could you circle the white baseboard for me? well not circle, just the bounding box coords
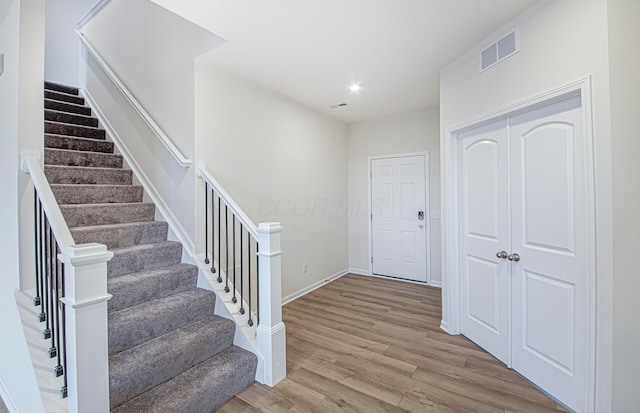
[81,88,195,255]
[429,280,443,288]
[440,320,450,334]
[0,375,18,413]
[348,267,371,276]
[282,269,349,305]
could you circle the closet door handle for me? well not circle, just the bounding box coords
[496,251,508,259]
[508,253,520,262]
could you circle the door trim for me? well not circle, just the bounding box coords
[368,152,432,284]
[442,77,597,412]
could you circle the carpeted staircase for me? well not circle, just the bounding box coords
[43,81,257,413]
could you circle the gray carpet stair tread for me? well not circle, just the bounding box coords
[45,134,114,153]
[61,202,154,227]
[108,263,198,312]
[45,148,123,168]
[45,121,106,139]
[70,221,168,249]
[45,99,92,116]
[109,316,236,409]
[52,184,143,204]
[111,346,257,413]
[45,165,133,185]
[45,81,79,95]
[108,241,183,277]
[45,89,84,105]
[45,109,98,127]
[108,289,216,355]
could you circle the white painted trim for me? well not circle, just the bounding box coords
[348,267,371,276]
[368,151,431,283]
[196,163,259,240]
[20,151,76,253]
[442,76,597,413]
[81,88,196,255]
[76,0,113,29]
[61,294,112,309]
[350,270,438,287]
[0,376,20,413]
[281,269,349,305]
[76,31,192,168]
[440,320,450,334]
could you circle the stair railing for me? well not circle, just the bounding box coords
[195,163,286,386]
[20,150,113,413]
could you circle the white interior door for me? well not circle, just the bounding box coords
[459,121,511,364]
[509,96,588,412]
[371,155,427,282]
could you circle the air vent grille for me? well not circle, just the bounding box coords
[481,28,519,71]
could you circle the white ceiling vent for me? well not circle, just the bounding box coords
[480,28,519,71]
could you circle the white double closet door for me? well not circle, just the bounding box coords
[460,95,590,412]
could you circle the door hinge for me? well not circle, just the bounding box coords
[371,256,373,263]
[370,213,373,221]
[370,171,372,178]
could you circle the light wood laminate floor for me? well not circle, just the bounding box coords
[215,274,569,413]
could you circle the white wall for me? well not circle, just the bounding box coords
[0,0,47,411]
[347,109,441,284]
[81,0,224,248]
[607,0,640,410]
[194,60,349,300]
[44,0,95,86]
[440,0,615,410]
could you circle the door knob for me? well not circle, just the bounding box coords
[508,253,520,262]
[418,211,425,221]
[496,251,508,259]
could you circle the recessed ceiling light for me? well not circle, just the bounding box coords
[349,84,362,93]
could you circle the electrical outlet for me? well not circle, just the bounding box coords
[303,263,308,273]
[431,211,441,219]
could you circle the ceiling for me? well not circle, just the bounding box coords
[161,1,538,122]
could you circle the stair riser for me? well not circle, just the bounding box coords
[45,166,132,185]
[111,347,258,413]
[108,265,197,312]
[45,99,92,116]
[45,110,98,128]
[45,149,123,169]
[45,82,79,95]
[45,135,114,153]
[45,122,105,140]
[45,90,85,105]
[109,317,235,408]
[108,242,182,277]
[71,222,168,250]
[61,203,155,227]
[52,185,143,205]
[108,291,216,354]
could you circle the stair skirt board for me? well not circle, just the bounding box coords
[40,81,258,412]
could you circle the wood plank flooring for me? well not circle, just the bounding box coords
[214,274,568,413]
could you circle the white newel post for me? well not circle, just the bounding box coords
[256,222,286,386]
[59,243,113,413]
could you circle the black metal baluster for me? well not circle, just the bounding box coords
[204,182,209,265]
[38,202,46,322]
[247,234,253,326]
[60,261,68,399]
[232,216,237,304]
[217,196,222,283]
[224,205,230,293]
[239,224,245,314]
[43,217,52,340]
[33,188,41,307]
[54,243,63,375]
[211,189,216,273]
[256,242,260,325]
[48,224,57,359]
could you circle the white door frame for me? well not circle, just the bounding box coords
[368,152,431,284]
[441,77,597,412]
